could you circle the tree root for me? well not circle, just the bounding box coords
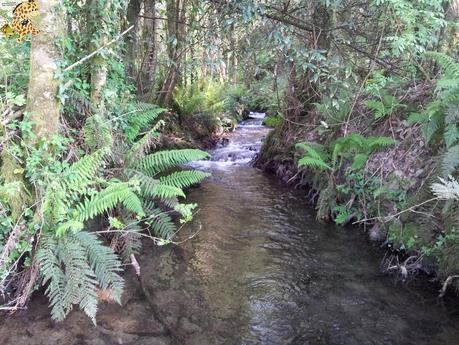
[438,275,459,298]
[382,254,424,281]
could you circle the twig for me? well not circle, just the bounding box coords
[353,197,438,225]
[63,25,134,72]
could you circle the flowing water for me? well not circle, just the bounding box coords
[2,114,459,345]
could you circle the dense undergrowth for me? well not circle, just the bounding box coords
[256,52,459,292]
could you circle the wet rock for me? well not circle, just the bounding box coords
[179,317,203,334]
[132,337,171,345]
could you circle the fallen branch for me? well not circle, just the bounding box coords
[438,275,459,298]
[353,197,438,225]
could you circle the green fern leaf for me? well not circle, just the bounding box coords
[135,149,209,176]
[159,170,210,189]
[351,153,369,170]
[441,145,459,177]
[151,184,186,199]
[147,208,177,239]
[298,157,331,170]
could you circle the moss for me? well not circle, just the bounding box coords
[0,149,31,220]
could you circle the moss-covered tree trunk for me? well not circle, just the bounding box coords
[26,0,63,138]
[89,0,110,110]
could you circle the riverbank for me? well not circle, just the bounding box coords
[253,80,459,294]
[2,115,459,345]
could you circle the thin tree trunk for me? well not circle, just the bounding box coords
[126,0,141,83]
[89,0,110,110]
[26,0,63,138]
[157,0,187,106]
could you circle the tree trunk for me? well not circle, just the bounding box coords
[126,0,141,84]
[26,0,63,138]
[89,0,110,110]
[157,0,187,106]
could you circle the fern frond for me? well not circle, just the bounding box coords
[43,182,67,225]
[296,142,328,160]
[75,231,124,303]
[351,153,369,170]
[298,157,331,170]
[367,136,397,151]
[37,232,125,324]
[76,181,144,221]
[426,52,459,78]
[441,145,459,177]
[119,218,143,262]
[422,110,444,143]
[159,170,210,189]
[125,104,166,142]
[65,148,107,190]
[135,149,209,176]
[147,209,177,239]
[150,184,186,199]
[125,120,164,164]
[37,235,67,322]
[444,124,459,148]
[84,115,112,151]
[59,234,98,324]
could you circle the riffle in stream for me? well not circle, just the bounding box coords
[1,113,459,345]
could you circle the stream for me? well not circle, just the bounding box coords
[1,113,459,345]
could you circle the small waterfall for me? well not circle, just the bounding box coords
[191,112,270,169]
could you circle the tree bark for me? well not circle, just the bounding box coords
[89,0,110,110]
[26,0,64,138]
[157,0,187,106]
[126,0,141,83]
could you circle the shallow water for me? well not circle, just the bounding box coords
[2,113,459,345]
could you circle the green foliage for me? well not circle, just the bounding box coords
[296,134,396,173]
[37,231,123,324]
[134,149,209,176]
[263,114,283,128]
[124,104,166,143]
[365,93,405,120]
[296,142,331,171]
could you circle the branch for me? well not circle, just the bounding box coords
[439,275,459,298]
[63,25,134,72]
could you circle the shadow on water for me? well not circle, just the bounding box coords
[1,113,459,345]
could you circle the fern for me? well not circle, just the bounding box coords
[159,170,211,189]
[75,231,124,302]
[426,52,459,79]
[146,208,177,239]
[367,136,398,151]
[119,218,143,262]
[84,115,113,151]
[150,184,186,199]
[37,232,124,324]
[365,93,404,120]
[64,148,107,191]
[298,157,331,170]
[125,103,166,142]
[135,149,209,176]
[441,145,459,177]
[125,120,164,164]
[351,153,369,170]
[296,142,331,170]
[76,181,145,222]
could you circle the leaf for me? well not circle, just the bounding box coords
[351,154,369,170]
